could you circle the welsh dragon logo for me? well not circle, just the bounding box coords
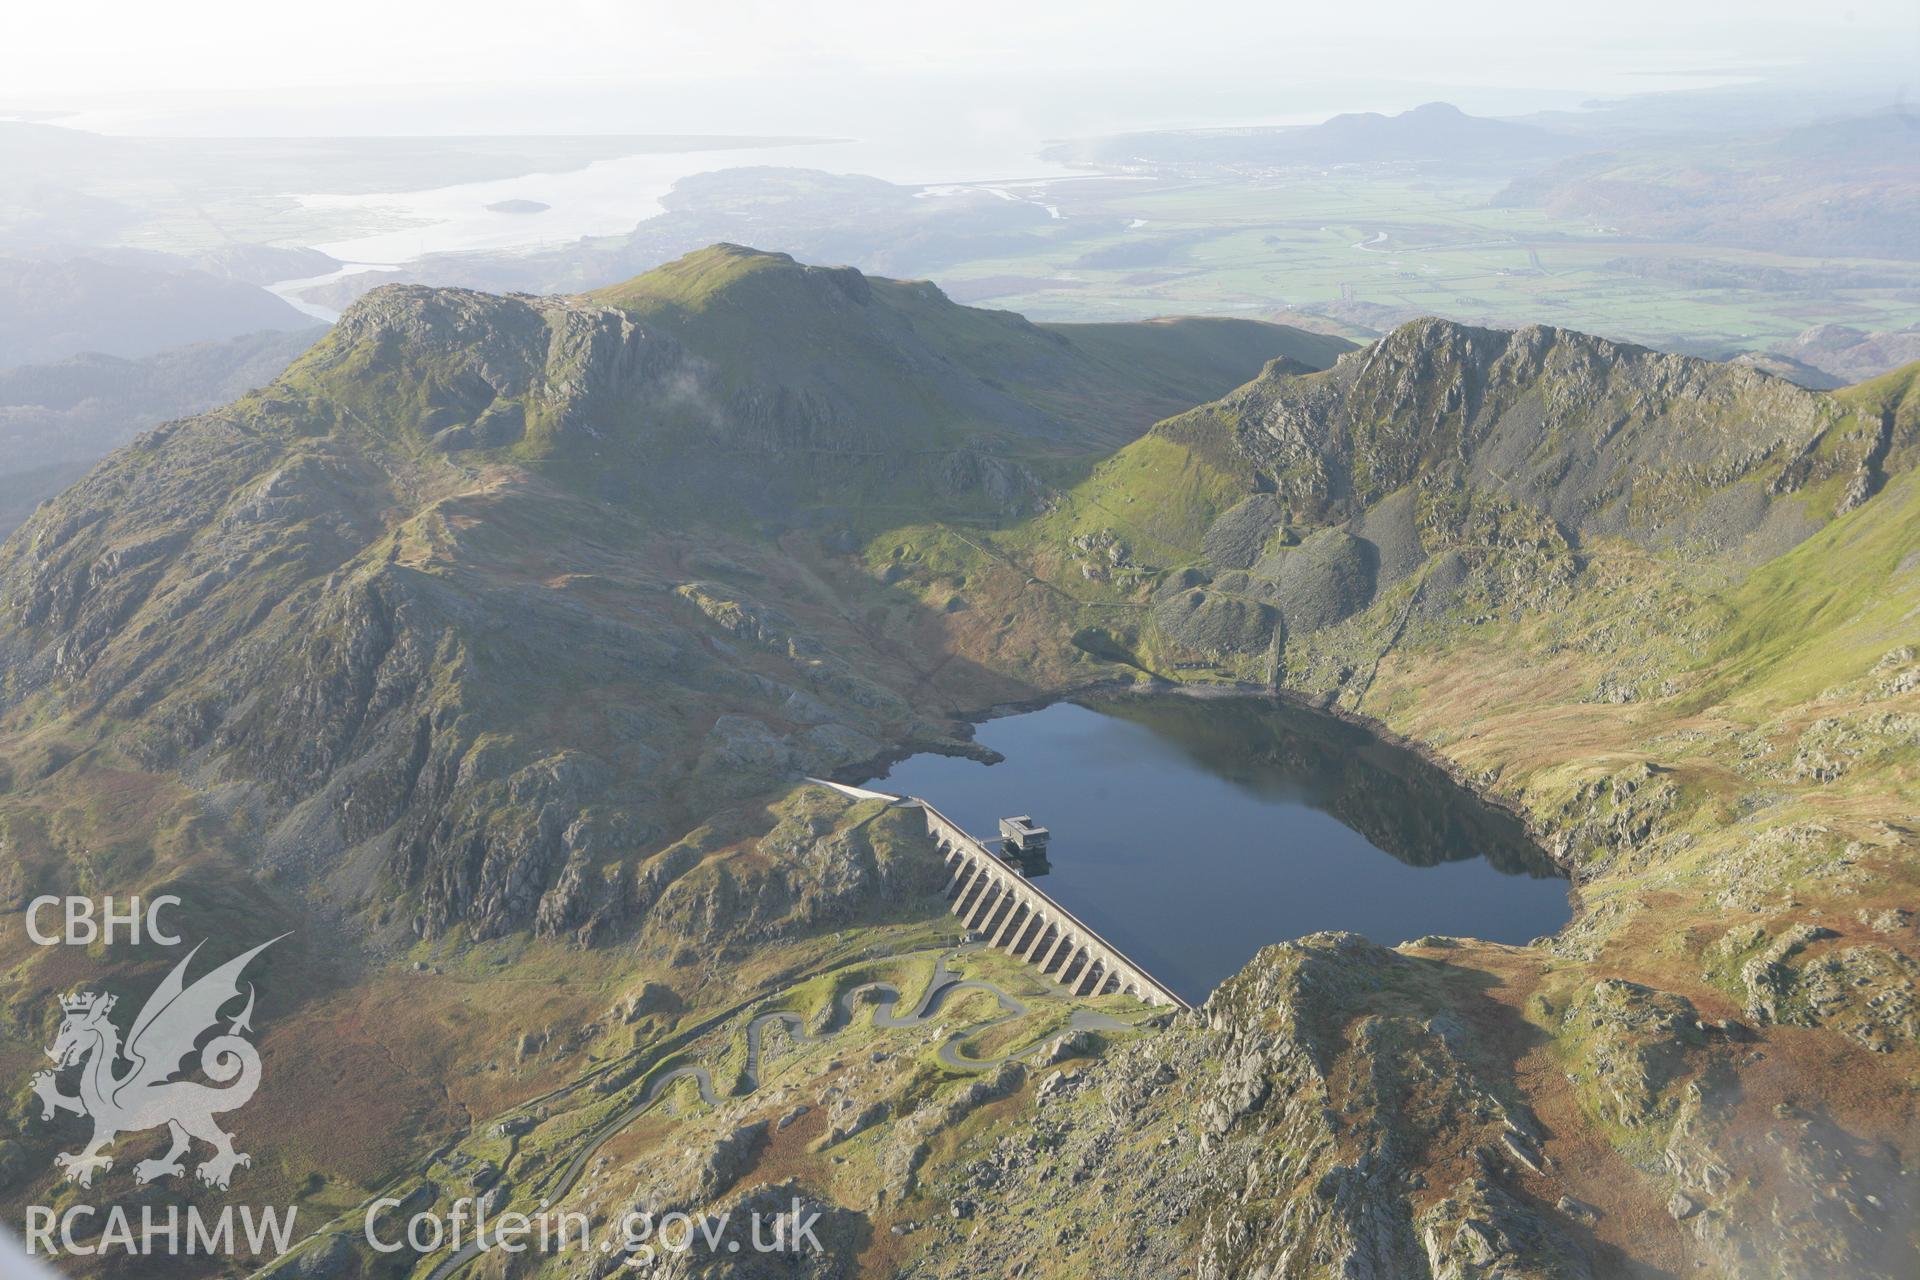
[31,936,284,1190]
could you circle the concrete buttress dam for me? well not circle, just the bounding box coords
[809,779,1190,1010]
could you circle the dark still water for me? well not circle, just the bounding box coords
[867,697,1571,1004]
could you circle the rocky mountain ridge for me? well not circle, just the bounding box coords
[1105,317,1904,666]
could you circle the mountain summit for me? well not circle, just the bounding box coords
[282,244,1345,516]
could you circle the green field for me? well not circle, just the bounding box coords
[932,172,1920,356]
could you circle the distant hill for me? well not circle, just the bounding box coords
[91,242,342,286]
[1757,323,1920,387]
[1041,102,1582,172]
[0,253,315,365]
[0,326,323,532]
[1493,107,1920,259]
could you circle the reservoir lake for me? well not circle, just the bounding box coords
[868,697,1572,1004]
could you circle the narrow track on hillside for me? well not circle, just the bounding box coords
[424,947,1111,1280]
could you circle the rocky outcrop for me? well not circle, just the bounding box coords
[1418,1179,1591,1280]
[641,796,948,951]
[908,935,1593,1280]
[1732,924,1920,1053]
[1542,762,1680,874]
[310,284,685,459]
[1197,318,1853,545]
[880,1061,1027,1202]
[1561,978,1711,1130]
[650,1181,866,1279]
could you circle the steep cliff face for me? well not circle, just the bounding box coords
[1114,318,1902,663]
[1172,317,1876,542]
[288,284,681,458]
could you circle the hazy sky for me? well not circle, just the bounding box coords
[6,0,1915,104]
